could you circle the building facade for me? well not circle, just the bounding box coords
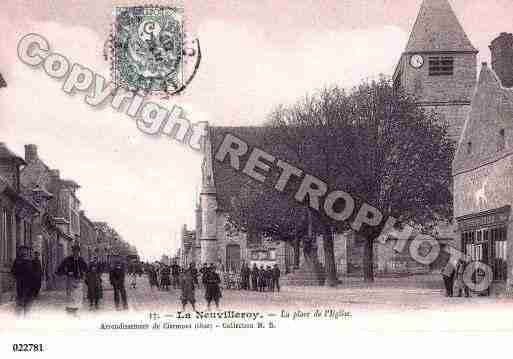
[20,144,82,290]
[453,32,513,294]
[0,143,38,302]
[80,210,97,264]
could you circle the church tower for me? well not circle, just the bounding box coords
[393,0,478,142]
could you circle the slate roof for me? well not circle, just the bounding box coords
[404,0,477,53]
[209,126,300,212]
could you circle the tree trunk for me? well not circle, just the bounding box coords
[363,235,375,282]
[322,224,338,287]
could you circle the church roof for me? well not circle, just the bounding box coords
[209,126,298,212]
[404,0,477,53]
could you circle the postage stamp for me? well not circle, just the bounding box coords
[112,6,185,95]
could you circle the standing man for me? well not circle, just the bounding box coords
[240,262,250,290]
[204,264,222,311]
[251,263,258,291]
[180,263,197,312]
[199,263,208,289]
[31,250,43,298]
[11,246,36,315]
[442,260,456,297]
[85,262,102,310]
[190,262,199,288]
[160,265,171,291]
[171,261,180,289]
[265,266,273,291]
[454,260,470,298]
[148,264,158,291]
[258,265,266,292]
[109,261,128,310]
[56,244,88,315]
[271,264,281,292]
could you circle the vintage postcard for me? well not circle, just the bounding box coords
[1,0,513,357]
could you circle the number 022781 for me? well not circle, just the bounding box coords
[12,344,44,352]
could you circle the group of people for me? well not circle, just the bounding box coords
[11,243,131,316]
[147,261,181,291]
[177,262,222,311]
[239,263,281,292]
[56,244,130,313]
[145,261,223,311]
[11,246,284,316]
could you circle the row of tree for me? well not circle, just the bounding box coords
[226,78,455,285]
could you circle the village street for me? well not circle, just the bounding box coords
[2,274,513,335]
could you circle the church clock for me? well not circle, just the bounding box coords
[410,54,424,69]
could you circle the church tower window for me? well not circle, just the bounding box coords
[428,56,454,76]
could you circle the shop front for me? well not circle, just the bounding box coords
[456,206,511,295]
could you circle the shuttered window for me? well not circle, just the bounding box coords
[429,56,454,76]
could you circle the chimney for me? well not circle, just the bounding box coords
[24,144,38,163]
[490,32,513,88]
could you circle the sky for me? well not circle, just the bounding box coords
[0,0,511,261]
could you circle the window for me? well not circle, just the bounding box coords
[429,56,454,76]
[69,196,80,235]
[492,227,507,281]
[462,226,508,282]
[498,129,505,152]
[0,209,13,263]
